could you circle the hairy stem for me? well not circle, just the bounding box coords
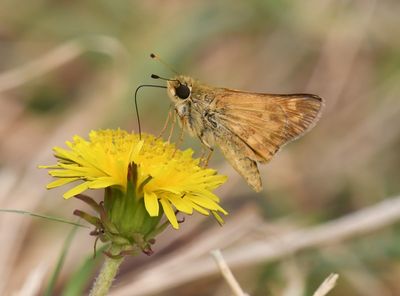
[89,245,124,296]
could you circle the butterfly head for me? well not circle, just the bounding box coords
[150,74,194,103]
[166,75,194,102]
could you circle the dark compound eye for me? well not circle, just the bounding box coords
[175,84,190,99]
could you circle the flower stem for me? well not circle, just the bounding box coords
[89,245,124,296]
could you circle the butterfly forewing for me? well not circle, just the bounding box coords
[214,90,323,162]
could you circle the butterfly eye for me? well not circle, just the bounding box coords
[175,84,190,99]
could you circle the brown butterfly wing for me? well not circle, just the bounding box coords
[213,126,263,192]
[214,89,323,162]
[211,89,323,191]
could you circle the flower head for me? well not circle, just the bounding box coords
[40,129,227,231]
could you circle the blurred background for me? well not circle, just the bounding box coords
[1,0,400,295]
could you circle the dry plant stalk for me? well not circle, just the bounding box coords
[211,249,249,296]
[313,273,339,296]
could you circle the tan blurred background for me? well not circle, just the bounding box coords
[1,0,400,295]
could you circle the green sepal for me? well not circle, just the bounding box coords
[73,210,102,228]
[75,194,101,213]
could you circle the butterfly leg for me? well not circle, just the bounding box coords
[167,111,176,143]
[203,148,214,167]
[176,125,185,148]
[199,145,207,163]
[172,121,185,157]
[199,146,213,167]
[158,105,173,139]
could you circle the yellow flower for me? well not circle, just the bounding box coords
[40,129,227,229]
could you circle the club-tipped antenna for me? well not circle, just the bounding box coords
[151,74,164,80]
[151,74,179,83]
[150,53,179,75]
[134,84,167,139]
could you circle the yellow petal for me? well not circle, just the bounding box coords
[47,177,79,189]
[157,187,181,195]
[193,189,220,202]
[38,165,60,169]
[167,194,193,214]
[188,195,221,211]
[211,211,225,226]
[130,139,144,161]
[144,191,159,216]
[88,177,118,189]
[48,170,85,178]
[63,182,90,199]
[191,203,209,216]
[53,147,88,166]
[160,198,178,229]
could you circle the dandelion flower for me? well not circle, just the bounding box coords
[41,129,227,236]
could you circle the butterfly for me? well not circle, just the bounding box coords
[136,55,323,192]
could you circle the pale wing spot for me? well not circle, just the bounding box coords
[287,101,298,111]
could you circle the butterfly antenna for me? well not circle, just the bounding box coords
[151,74,179,83]
[134,84,167,139]
[150,53,179,75]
